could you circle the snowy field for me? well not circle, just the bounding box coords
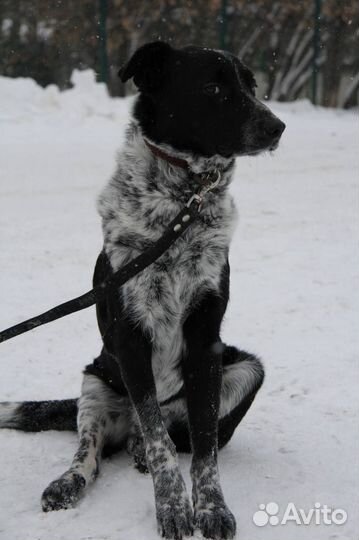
[0,71,358,540]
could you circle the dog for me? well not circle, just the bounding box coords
[0,42,285,540]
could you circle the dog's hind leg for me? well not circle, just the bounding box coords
[41,374,131,511]
[162,346,265,454]
[217,346,264,448]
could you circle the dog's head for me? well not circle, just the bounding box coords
[119,41,285,159]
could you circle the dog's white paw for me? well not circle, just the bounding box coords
[156,497,193,539]
[41,471,86,511]
[194,502,236,539]
[126,433,149,474]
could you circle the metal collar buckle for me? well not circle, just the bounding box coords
[186,169,222,211]
[199,169,222,194]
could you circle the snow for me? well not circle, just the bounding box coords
[0,71,358,540]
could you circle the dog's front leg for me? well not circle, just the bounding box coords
[183,290,236,540]
[108,309,193,539]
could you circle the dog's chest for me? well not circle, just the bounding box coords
[98,143,237,401]
[119,223,229,401]
[103,206,236,401]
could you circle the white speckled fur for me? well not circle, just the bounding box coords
[219,358,264,418]
[97,121,238,402]
[41,374,132,511]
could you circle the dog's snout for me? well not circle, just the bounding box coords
[263,117,286,139]
[248,112,286,153]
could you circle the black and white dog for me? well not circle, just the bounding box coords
[0,42,285,539]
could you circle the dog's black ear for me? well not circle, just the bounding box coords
[118,41,172,92]
[233,56,257,95]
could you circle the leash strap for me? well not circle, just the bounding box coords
[0,200,203,344]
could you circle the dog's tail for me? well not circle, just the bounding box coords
[0,399,78,431]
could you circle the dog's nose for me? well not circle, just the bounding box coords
[263,118,286,139]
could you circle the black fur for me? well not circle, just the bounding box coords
[119,42,285,157]
[2,399,78,431]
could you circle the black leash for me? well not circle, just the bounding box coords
[0,173,220,344]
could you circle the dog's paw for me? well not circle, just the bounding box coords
[41,471,86,511]
[194,503,236,540]
[126,433,149,474]
[156,497,193,540]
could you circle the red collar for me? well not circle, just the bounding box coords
[144,139,234,188]
[144,139,189,170]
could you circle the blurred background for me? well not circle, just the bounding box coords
[0,0,358,108]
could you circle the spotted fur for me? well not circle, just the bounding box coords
[98,121,237,403]
[41,375,131,511]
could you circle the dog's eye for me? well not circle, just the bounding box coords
[203,83,221,96]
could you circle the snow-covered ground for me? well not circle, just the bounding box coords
[0,71,358,540]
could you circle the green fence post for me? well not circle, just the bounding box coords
[219,0,228,50]
[312,0,322,105]
[98,0,109,84]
